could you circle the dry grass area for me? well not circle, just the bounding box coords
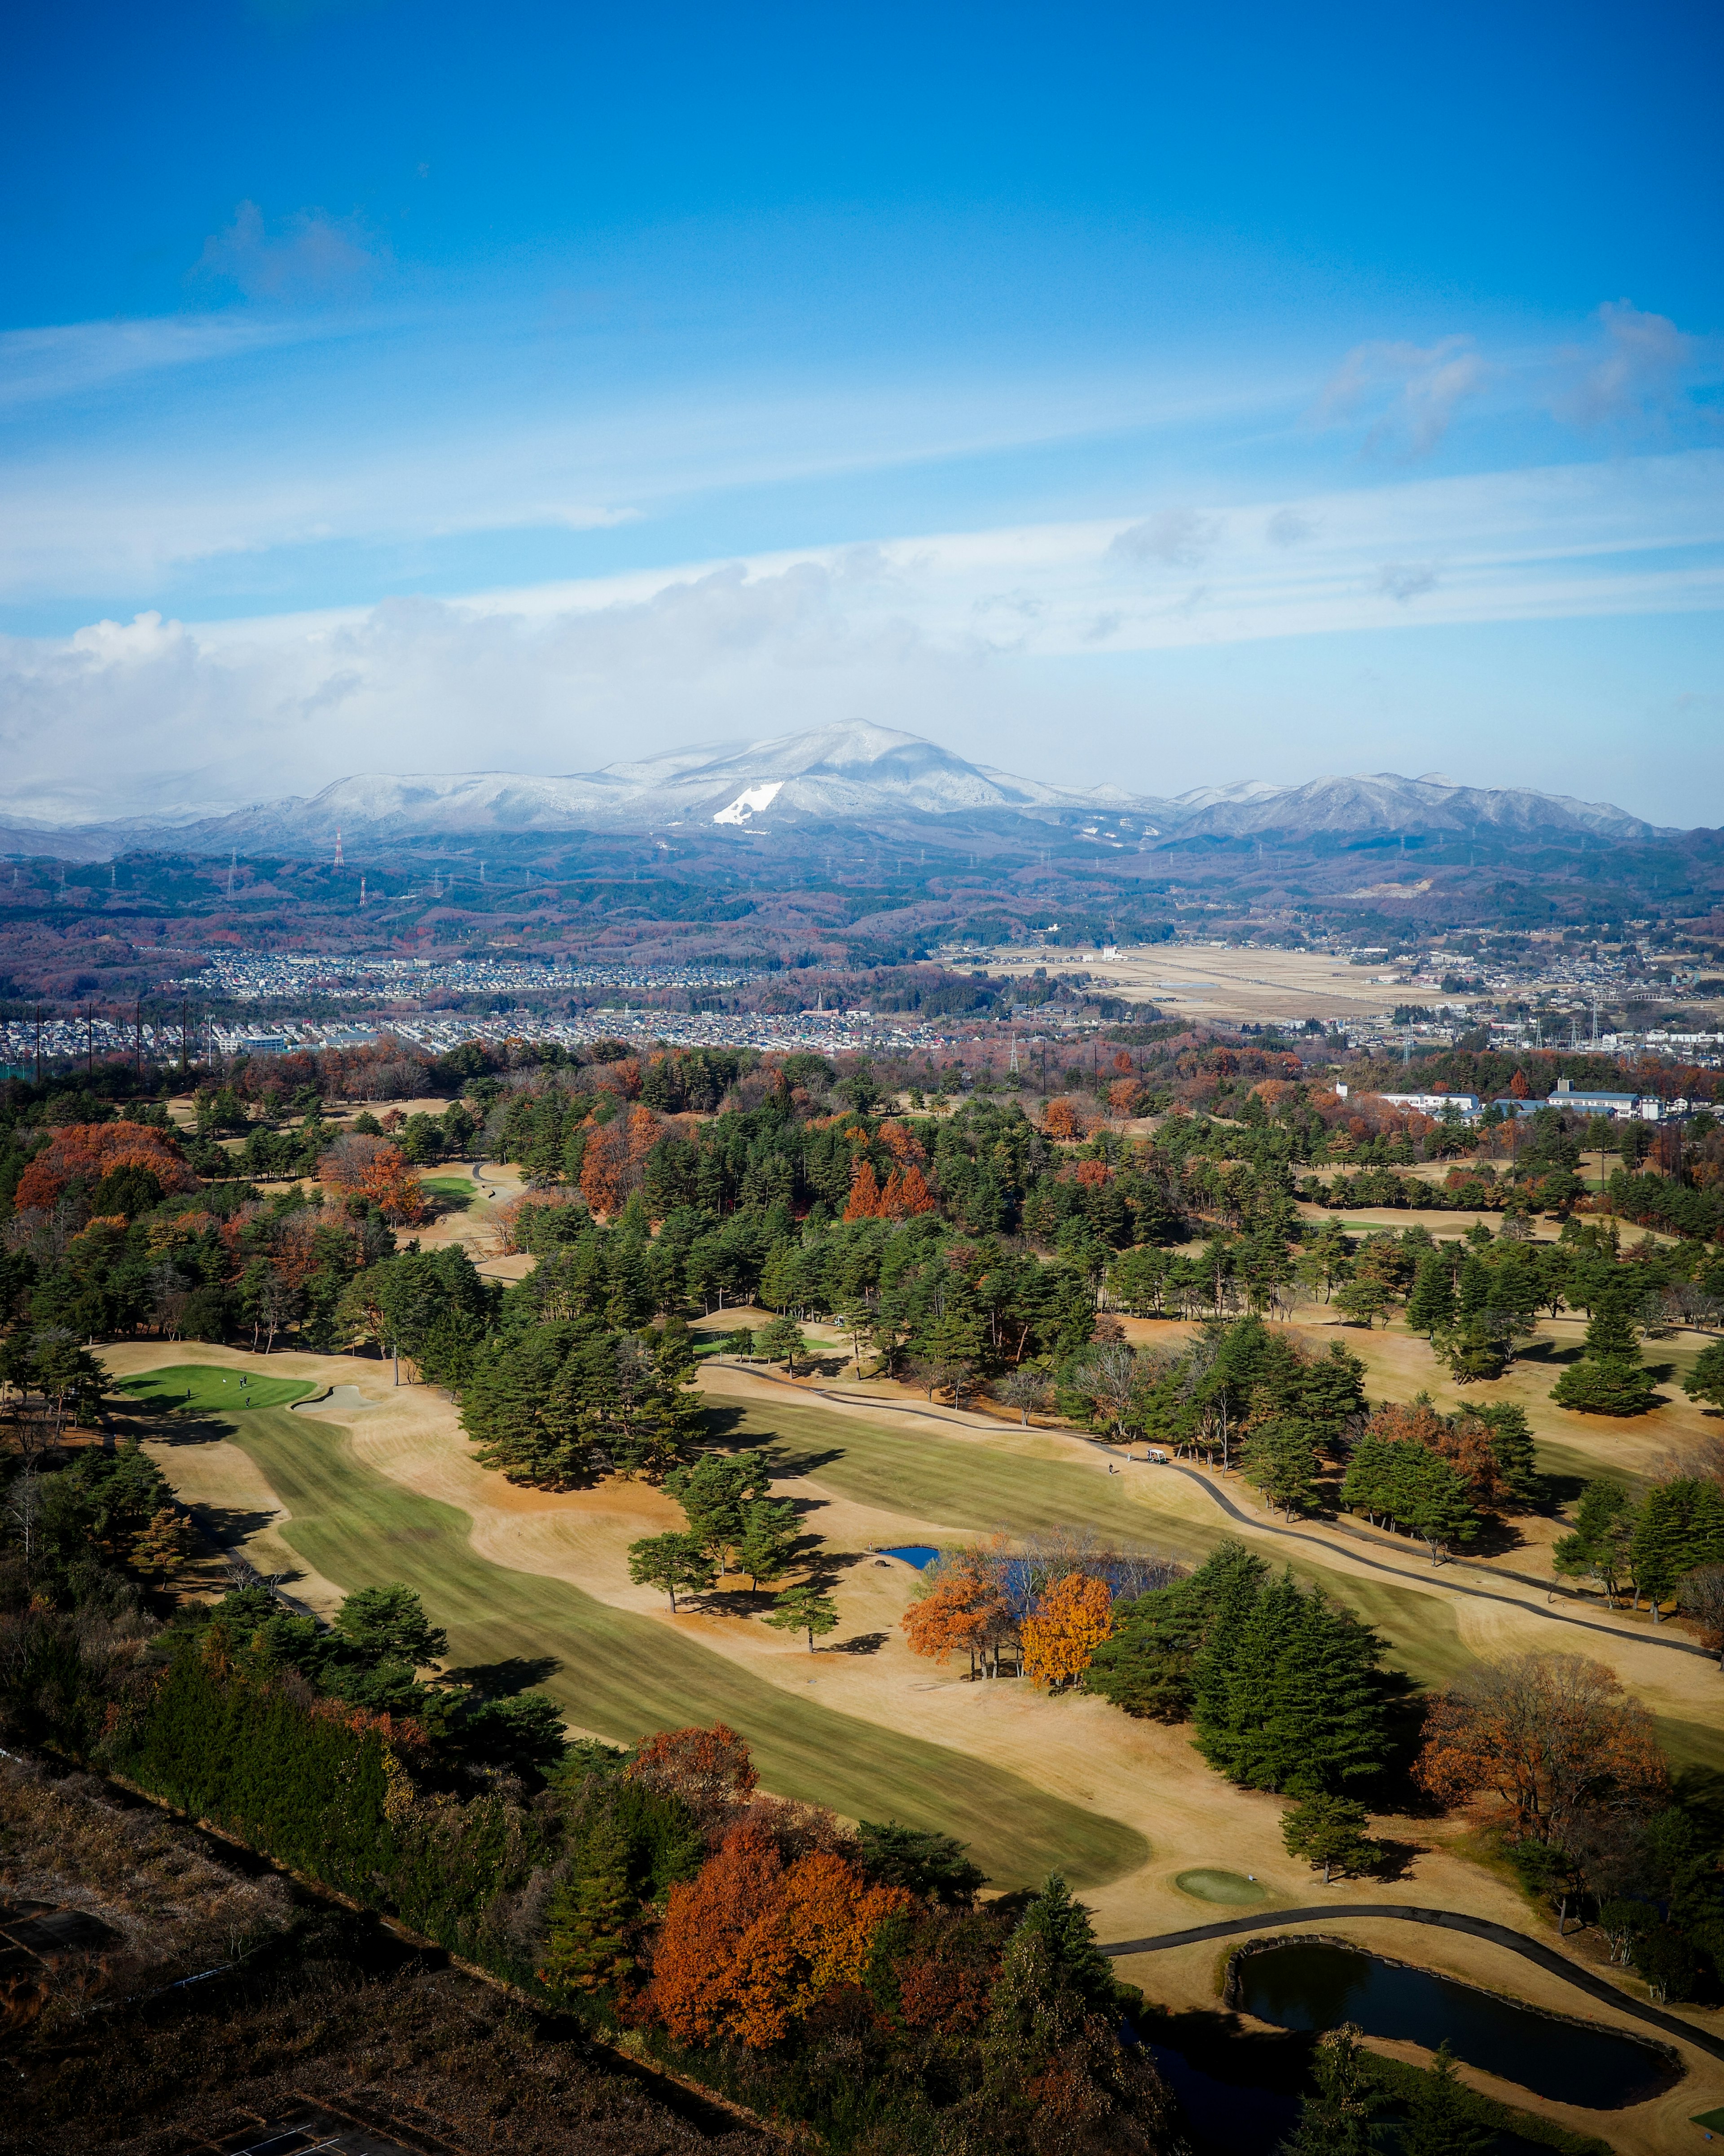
[987,940,1413,1022]
[0,1758,292,2031]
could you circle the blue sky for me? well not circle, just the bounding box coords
[2,0,1720,823]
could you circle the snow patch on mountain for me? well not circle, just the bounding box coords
[713,781,784,825]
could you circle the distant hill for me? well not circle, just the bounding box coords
[0,721,1679,859]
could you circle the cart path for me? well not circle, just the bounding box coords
[1098,1901,1724,2065]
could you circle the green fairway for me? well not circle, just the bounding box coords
[224,1408,1147,1891]
[115,1364,317,1413]
[723,1395,1476,1688]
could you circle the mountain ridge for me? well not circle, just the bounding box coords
[0,721,1680,858]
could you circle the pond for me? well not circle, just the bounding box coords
[876,1544,941,1568]
[1237,1942,1674,2109]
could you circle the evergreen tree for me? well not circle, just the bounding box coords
[1403,1250,1456,1336]
[664,1451,773,1572]
[755,1312,806,1371]
[1472,1402,1541,1501]
[1194,1567,1392,1793]
[1281,1794,1377,1883]
[1277,2024,1386,2156]
[1681,1337,1724,1410]
[627,1531,717,1610]
[1437,1312,1510,1384]
[1630,1477,1724,1620]
[998,1872,1116,2013]
[1241,1416,1323,1518]
[1550,1298,1662,1417]
[737,1496,799,1592]
[1552,1478,1634,1605]
[765,1580,839,1650]
[537,1812,636,1997]
[1399,2044,1492,2156]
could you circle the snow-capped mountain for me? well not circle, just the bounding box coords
[0,724,1675,857]
[1165,771,1666,841]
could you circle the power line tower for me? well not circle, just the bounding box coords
[226,848,237,899]
[334,828,344,869]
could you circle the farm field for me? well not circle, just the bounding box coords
[106,1333,1724,2152]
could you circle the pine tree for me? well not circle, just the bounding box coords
[1551,1297,1661,1417]
[1277,2024,1386,2156]
[537,1812,636,1997]
[1241,1417,1323,1519]
[1472,1402,1540,1501]
[1552,1477,1634,1605]
[1682,1338,1724,1410]
[755,1313,806,1371]
[1399,2043,1491,2156]
[627,1531,717,1610]
[1630,1477,1724,1620]
[737,1497,799,1593]
[765,1581,839,1650]
[1403,1251,1456,1336]
[1281,1794,1377,1883]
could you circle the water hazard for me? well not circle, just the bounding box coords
[1238,1942,1673,2108]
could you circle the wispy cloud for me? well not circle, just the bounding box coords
[192,200,387,304]
[1315,335,1491,457]
[5,451,1718,818]
[0,313,340,411]
[1557,300,1702,429]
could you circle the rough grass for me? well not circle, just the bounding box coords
[226,1409,1146,1891]
[113,1365,317,1413]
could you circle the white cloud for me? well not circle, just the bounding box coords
[4,451,1720,820]
[1316,335,1491,457]
[1265,507,1314,547]
[1557,300,1702,429]
[192,200,386,304]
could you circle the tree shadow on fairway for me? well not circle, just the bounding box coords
[765,1444,848,1479]
[442,1654,560,1696]
[825,1631,889,1656]
[194,1502,289,1549]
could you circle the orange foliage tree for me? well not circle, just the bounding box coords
[15,1122,196,1212]
[319,1133,427,1224]
[1106,1077,1139,1115]
[844,1159,884,1219]
[1416,1653,1667,1843]
[878,1163,937,1217]
[1042,1099,1085,1142]
[579,1103,660,1215]
[901,1552,1012,1678]
[1363,1401,1507,1507]
[646,1819,913,2048]
[1021,1572,1114,1689]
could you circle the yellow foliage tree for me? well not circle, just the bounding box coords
[1021,1571,1114,1689]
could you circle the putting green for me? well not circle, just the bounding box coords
[114,1364,317,1413]
[223,1407,1147,1892]
[1173,1868,1267,1905]
[419,1176,476,1209]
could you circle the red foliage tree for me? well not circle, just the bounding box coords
[15,1122,196,1212]
[625,1722,758,1828]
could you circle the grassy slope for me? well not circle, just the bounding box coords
[227,1407,1147,1891]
